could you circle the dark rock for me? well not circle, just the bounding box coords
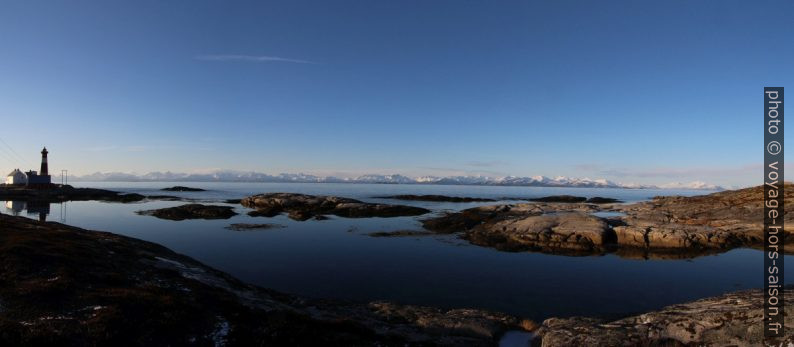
[247,206,281,217]
[111,193,147,203]
[377,195,496,202]
[287,210,315,221]
[0,213,526,346]
[240,193,430,221]
[225,199,242,204]
[225,223,284,231]
[528,195,587,203]
[137,204,237,221]
[585,197,622,204]
[533,287,794,346]
[161,186,205,192]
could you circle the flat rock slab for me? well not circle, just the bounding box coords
[137,204,237,221]
[533,288,794,346]
[240,193,430,221]
[422,203,602,235]
[465,212,611,253]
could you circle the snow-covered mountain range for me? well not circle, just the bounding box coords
[70,171,723,190]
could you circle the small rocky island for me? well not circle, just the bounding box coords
[240,193,431,221]
[161,186,206,192]
[137,204,238,221]
[422,185,792,258]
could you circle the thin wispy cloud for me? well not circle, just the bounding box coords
[195,54,318,64]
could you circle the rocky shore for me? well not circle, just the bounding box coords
[422,184,792,257]
[533,287,794,346]
[240,193,431,221]
[613,184,792,252]
[0,213,523,346]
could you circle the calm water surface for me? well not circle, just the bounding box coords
[3,182,785,322]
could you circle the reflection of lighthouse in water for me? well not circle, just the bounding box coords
[27,201,50,222]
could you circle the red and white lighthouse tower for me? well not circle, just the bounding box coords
[40,147,49,176]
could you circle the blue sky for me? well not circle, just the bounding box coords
[0,1,791,187]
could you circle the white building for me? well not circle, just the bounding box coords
[5,169,28,185]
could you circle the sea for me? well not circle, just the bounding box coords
[3,182,785,324]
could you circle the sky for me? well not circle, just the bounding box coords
[0,1,791,188]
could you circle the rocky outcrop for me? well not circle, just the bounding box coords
[137,204,237,221]
[533,288,794,346]
[240,193,431,221]
[465,212,612,253]
[161,186,205,192]
[423,203,612,254]
[0,213,524,346]
[377,195,496,202]
[614,184,794,252]
[422,203,602,234]
[423,185,793,256]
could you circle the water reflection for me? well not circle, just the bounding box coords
[4,200,63,222]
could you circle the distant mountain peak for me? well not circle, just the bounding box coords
[71,170,724,190]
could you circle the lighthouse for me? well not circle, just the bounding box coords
[25,147,52,187]
[40,147,49,176]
